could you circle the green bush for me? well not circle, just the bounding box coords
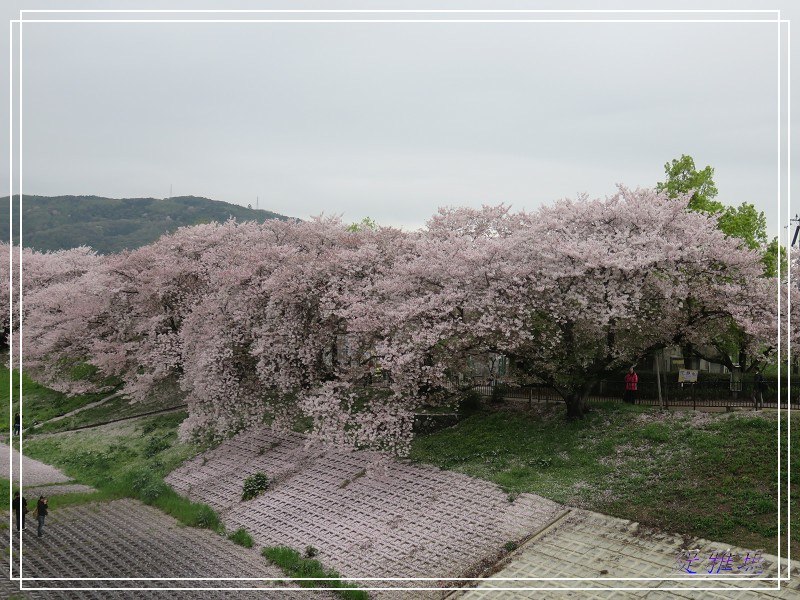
[228,527,254,548]
[458,389,483,414]
[143,435,171,457]
[242,472,270,501]
[491,383,507,404]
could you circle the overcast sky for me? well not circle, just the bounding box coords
[2,0,796,238]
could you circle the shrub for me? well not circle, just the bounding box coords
[228,527,254,548]
[242,472,270,501]
[305,545,319,558]
[504,540,519,552]
[458,389,483,414]
[143,435,171,457]
[491,383,507,404]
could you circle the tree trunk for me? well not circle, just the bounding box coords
[681,345,699,370]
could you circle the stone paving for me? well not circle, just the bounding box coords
[166,427,566,597]
[2,498,327,599]
[166,426,800,598]
[451,509,800,599]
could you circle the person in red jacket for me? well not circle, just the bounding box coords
[624,366,638,404]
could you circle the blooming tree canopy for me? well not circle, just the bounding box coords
[13,186,778,452]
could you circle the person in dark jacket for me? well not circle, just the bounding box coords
[12,492,27,531]
[753,370,766,410]
[36,496,48,538]
[13,414,20,436]
[624,367,638,404]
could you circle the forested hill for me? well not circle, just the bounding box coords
[0,195,293,254]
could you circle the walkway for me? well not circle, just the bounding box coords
[0,443,71,487]
[452,509,800,598]
[45,392,120,423]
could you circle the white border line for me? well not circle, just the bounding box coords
[777,9,782,590]
[9,8,791,594]
[787,17,793,580]
[5,19,787,24]
[16,12,22,587]
[17,9,784,14]
[6,16,11,586]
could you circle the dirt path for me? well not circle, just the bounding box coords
[0,442,71,487]
[28,404,189,438]
[45,391,121,423]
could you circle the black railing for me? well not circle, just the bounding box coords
[472,380,800,410]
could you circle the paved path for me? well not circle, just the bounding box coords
[0,443,71,487]
[2,498,328,599]
[452,509,800,598]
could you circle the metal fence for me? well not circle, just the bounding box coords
[472,380,800,410]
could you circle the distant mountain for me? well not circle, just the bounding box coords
[0,195,293,254]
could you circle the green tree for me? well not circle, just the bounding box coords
[656,154,723,214]
[717,202,767,250]
[761,238,787,279]
[346,217,378,232]
[657,155,782,373]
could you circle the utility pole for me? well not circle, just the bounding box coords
[792,214,800,247]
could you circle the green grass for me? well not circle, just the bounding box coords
[410,402,799,558]
[34,389,187,434]
[0,476,17,501]
[22,411,221,531]
[227,527,254,548]
[263,546,369,600]
[0,365,112,433]
[45,490,109,510]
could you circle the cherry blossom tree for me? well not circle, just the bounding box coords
[15,186,777,451]
[12,245,107,393]
[360,188,771,422]
[502,187,768,418]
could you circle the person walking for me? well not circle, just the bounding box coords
[12,492,27,531]
[13,413,20,436]
[36,495,48,538]
[753,370,766,410]
[624,367,638,404]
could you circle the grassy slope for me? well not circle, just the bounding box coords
[34,390,186,434]
[22,412,220,530]
[0,366,110,432]
[410,401,799,558]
